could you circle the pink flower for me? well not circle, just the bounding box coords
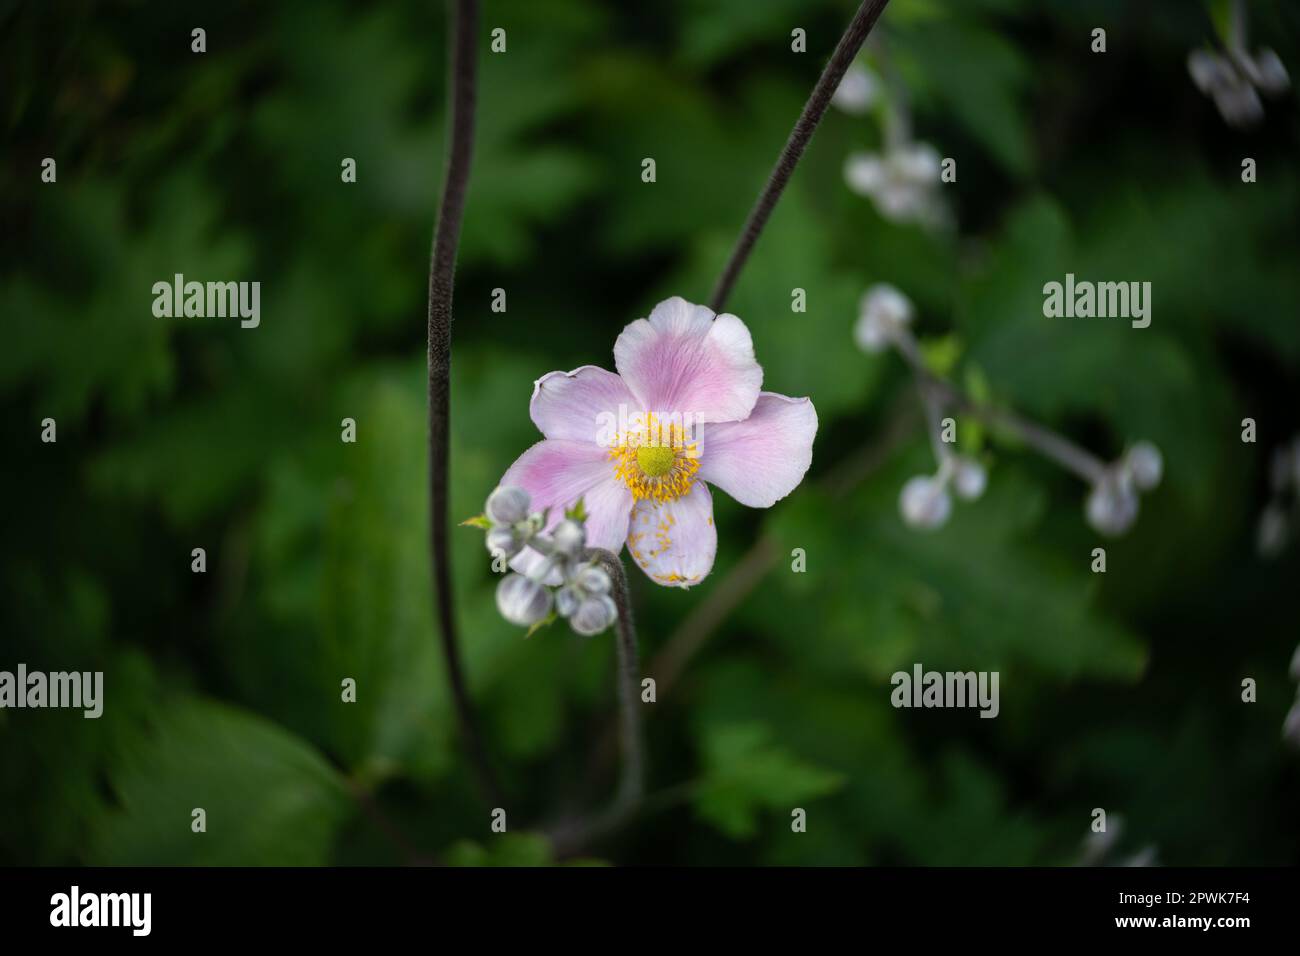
[498,297,817,588]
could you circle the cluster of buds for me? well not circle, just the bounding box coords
[844,142,946,228]
[899,454,988,531]
[1084,442,1163,537]
[474,486,618,637]
[1257,435,1300,558]
[854,283,1163,537]
[1188,45,1289,128]
[832,56,947,229]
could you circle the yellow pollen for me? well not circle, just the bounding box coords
[608,412,700,503]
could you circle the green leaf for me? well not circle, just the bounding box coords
[761,468,1148,683]
[564,497,589,524]
[525,611,558,639]
[919,333,963,377]
[91,697,352,865]
[694,722,844,840]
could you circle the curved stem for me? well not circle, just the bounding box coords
[891,328,1107,484]
[709,0,893,312]
[548,548,644,856]
[428,0,502,806]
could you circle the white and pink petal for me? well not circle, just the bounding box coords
[529,365,638,446]
[613,296,762,425]
[698,392,817,508]
[625,482,717,589]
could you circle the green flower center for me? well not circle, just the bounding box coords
[636,444,676,478]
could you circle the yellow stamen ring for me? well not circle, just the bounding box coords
[608,412,700,503]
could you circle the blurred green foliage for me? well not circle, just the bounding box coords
[1,0,1297,866]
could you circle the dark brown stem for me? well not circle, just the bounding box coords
[427,0,502,806]
[547,548,644,856]
[709,0,893,312]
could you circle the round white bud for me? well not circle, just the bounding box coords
[894,142,942,184]
[900,475,952,530]
[486,526,523,560]
[1187,50,1229,93]
[1125,441,1163,491]
[551,519,586,558]
[853,313,891,353]
[495,573,553,627]
[1085,477,1139,537]
[844,152,885,197]
[570,595,618,637]
[486,486,531,525]
[1256,504,1288,558]
[555,585,581,619]
[1214,82,1263,128]
[574,563,612,596]
[1251,48,1290,94]
[831,62,878,115]
[953,458,987,501]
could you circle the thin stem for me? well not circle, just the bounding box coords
[427,0,502,806]
[891,328,1107,484]
[344,777,438,867]
[1227,0,1247,54]
[709,0,893,313]
[547,547,644,856]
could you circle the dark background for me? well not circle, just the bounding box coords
[2,0,1298,865]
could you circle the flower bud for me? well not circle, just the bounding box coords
[1257,504,1288,558]
[895,142,942,183]
[486,486,531,525]
[900,475,952,530]
[844,152,885,197]
[953,457,987,501]
[853,313,891,353]
[854,284,913,354]
[495,573,553,627]
[1187,50,1230,93]
[1213,81,1263,128]
[555,584,581,619]
[551,519,586,558]
[1250,48,1290,94]
[831,62,878,115]
[1124,441,1163,491]
[575,564,612,596]
[570,595,618,637]
[486,526,524,560]
[1085,476,1139,537]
